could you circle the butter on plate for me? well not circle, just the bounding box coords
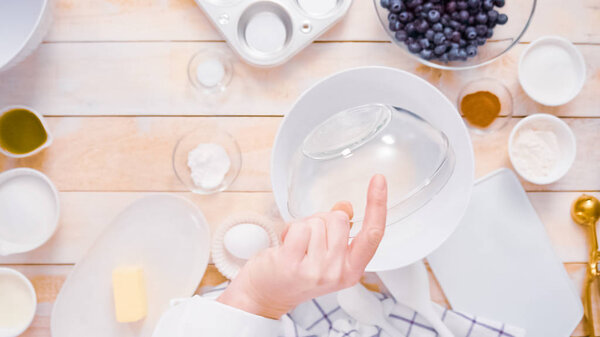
[111,266,147,323]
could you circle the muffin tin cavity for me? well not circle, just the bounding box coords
[239,2,292,56]
[194,0,353,67]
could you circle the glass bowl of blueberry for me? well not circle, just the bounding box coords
[375,0,536,70]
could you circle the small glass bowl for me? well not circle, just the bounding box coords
[457,78,513,135]
[187,50,233,95]
[172,127,242,194]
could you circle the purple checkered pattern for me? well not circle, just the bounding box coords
[200,283,525,337]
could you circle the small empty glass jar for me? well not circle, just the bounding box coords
[188,50,233,95]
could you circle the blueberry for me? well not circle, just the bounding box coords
[448,48,460,60]
[465,26,477,39]
[476,12,488,24]
[423,2,434,11]
[406,0,421,9]
[494,0,505,7]
[432,22,443,32]
[450,31,461,42]
[459,38,467,47]
[405,22,417,35]
[389,20,403,31]
[380,0,391,8]
[419,38,431,49]
[441,15,450,25]
[458,49,468,60]
[450,42,460,49]
[476,24,488,36]
[467,0,480,9]
[398,11,411,22]
[497,13,508,25]
[425,29,436,41]
[451,11,460,20]
[428,10,441,23]
[434,44,447,55]
[416,20,429,33]
[433,32,446,44]
[468,16,476,25]
[446,1,457,12]
[482,0,494,10]
[388,12,398,22]
[438,53,449,63]
[420,49,434,60]
[414,5,424,14]
[466,44,478,57]
[459,10,470,22]
[389,0,404,12]
[449,20,461,30]
[408,42,422,53]
[443,27,454,38]
[406,37,416,45]
[457,1,468,10]
[395,30,408,41]
[485,28,494,38]
[476,37,487,45]
[487,10,498,25]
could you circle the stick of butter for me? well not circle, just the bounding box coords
[112,266,148,323]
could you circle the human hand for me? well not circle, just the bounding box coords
[217,174,388,319]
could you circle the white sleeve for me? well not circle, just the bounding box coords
[152,295,282,337]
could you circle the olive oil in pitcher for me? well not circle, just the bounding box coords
[0,108,48,155]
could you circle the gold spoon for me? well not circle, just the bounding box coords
[571,194,600,336]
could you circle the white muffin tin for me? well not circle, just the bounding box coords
[194,0,353,67]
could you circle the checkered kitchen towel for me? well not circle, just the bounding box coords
[201,283,526,337]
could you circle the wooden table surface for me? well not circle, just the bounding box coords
[1,0,599,335]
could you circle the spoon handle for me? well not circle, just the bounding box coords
[582,270,596,337]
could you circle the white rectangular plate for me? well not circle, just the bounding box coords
[428,168,583,337]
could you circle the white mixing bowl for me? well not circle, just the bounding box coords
[0,0,52,72]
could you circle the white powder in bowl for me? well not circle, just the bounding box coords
[187,143,231,190]
[511,126,560,179]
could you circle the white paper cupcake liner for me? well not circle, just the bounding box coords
[212,214,279,280]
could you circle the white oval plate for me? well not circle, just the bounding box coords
[271,66,474,271]
[51,195,211,337]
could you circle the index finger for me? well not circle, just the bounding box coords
[347,174,388,271]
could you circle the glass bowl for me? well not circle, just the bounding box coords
[457,78,513,134]
[187,50,233,95]
[172,127,242,194]
[374,0,536,70]
[287,104,455,236]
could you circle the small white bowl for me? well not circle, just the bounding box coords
[0,168,60,255]
[0,268,37,337]
[0,105,53,159]
[508,114,576,185]
[518,36,586,106]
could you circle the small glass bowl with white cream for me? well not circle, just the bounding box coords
[172,127,242,194]
[188,50,233,95]
[509,114,576,185]
[0,268,37,337]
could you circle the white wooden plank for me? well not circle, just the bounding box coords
[46,0,600,43]
[1,117,599,192]
[0,191,595,265]
[0,42,598,117]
